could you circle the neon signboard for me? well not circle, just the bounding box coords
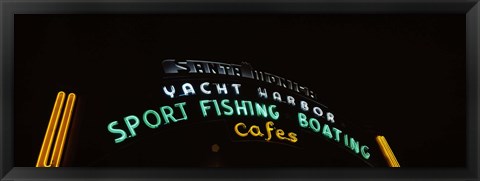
[104,59,386,162]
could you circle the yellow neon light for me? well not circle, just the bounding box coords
[36,91,76,167]
[376,135,400,167]
[36,92,65,167]
[51,93,76,167]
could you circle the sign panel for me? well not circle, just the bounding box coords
[14,14,466,167]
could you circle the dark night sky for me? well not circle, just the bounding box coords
[14,14,465,167]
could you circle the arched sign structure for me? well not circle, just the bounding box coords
[36,59,399,167]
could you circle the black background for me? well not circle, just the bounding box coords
[14,14,465,167]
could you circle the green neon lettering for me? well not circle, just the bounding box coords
[255,103,267,118]
[298,112,308,128]
[212,99,222,116]
[344,134,349,147]
[108,121,127,143]
[124,115,140,137]
[361,145,370,159]
[268,105,279,120]
[160,106,176,123]
[244,101,254,116]
[221,99,234,116]
[322,124,333,139]
[199,100,211,117]
[174,102,188,121]
[234,100,248,116]
[332,127,342,142]
[309,118,321,132]
[349,137,360,154]
[143,110,161,128]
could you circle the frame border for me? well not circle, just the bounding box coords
[1,0,479,180]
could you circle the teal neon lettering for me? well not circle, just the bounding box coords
[332,127,342,142]
[221,99,234,116]
[322,124,333,139]
[174,102,188,121]
[255,103,267,118]
[298,112,308,128]
[244,101,254,116]
[349,137,360,154]
[361,145,370,159]
[211,99,221,116]
[344,134,350,147]
[124,115,140,137]
[309,118,321,132]
[143,110,161,128]
[268,105,279,120]
[235,100,248,116]
[160,106,176,123]
[108,121,127,143]
[199,100,211,117]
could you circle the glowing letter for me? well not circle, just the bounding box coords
[200,82,211,94]
[327,112,335,123]
[216,83,228,94]
[234,100,248,116]
[124,115,140,137]
[108,121,127,143]
[234,122,249,137]
[286,96,295,106]
[349,138,360,154]
[275,129,286,140]
[309,118,321,132]
[300,101,309,111]
[199,100,211,117]
[298,112,309,128]
[163,85,175,98]
[288,132,298,143]
[143,110,161,128]
[160,106,176,123]
[258,87,268,99]
[212,99,221,116]
[344,134,350,147]
[249,125,264,137]
[361,145,370,159]
[273,92,282,102]
[322,124,333,139]
[182,83,196,96]
[313,107,323,117]
[174,102,188,121]
[255,103,267,118]
[265,121,275,141]
[221,99,234,116]
[332,127,342,142]
[244,101,254,116]
[268,105,279,120]
[231,83,241,95]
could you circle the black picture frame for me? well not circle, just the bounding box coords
[1,0,479,180]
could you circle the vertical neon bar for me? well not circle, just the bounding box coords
[376,135,400,167]
[36,91,66,167]
[51,93,76,167]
